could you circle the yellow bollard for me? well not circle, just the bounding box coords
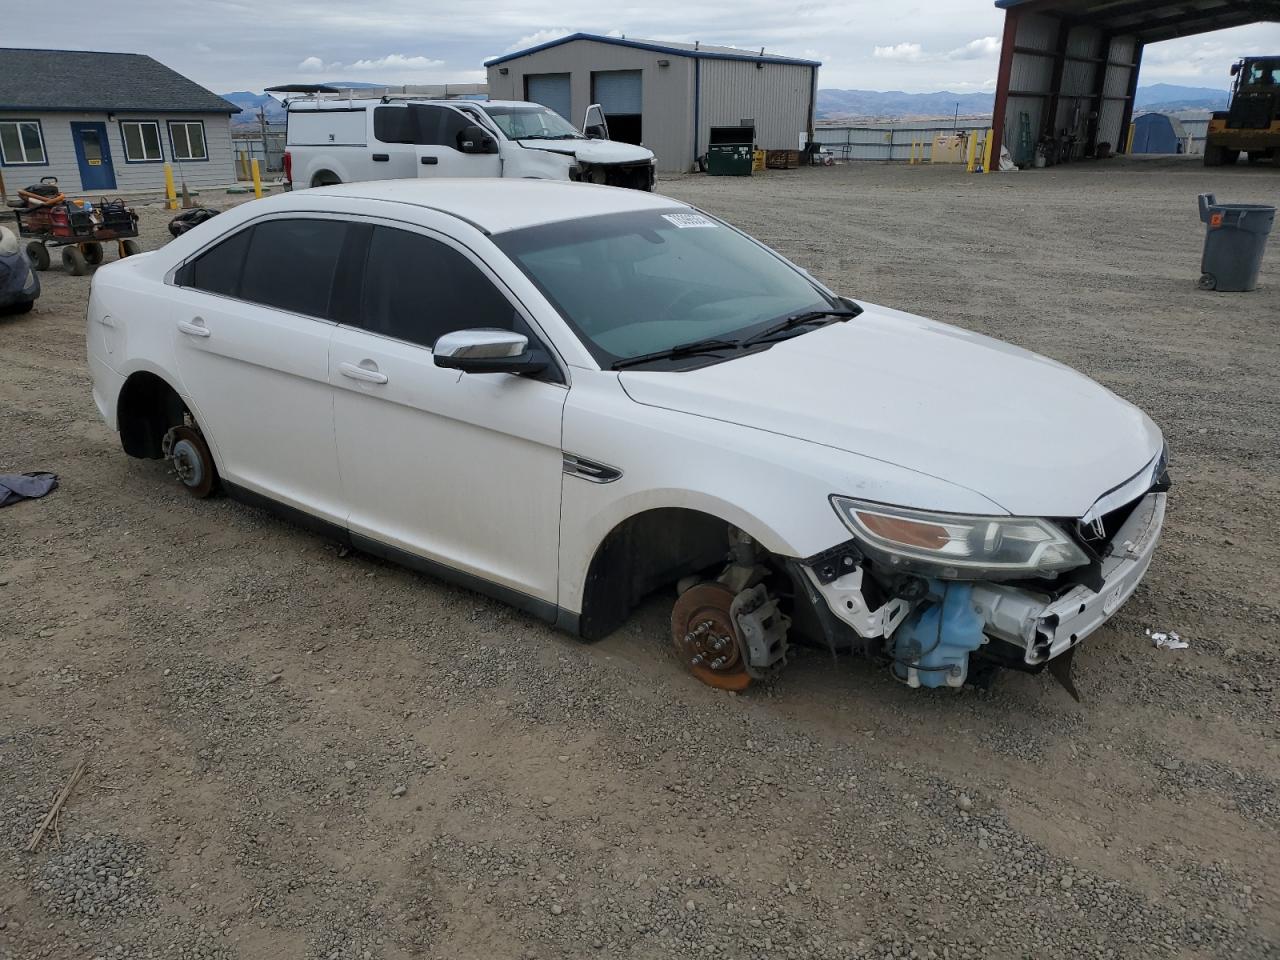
[251,158,263,199]
[983,128,997,174]
[237,150,247,180]
[163,163,178,210]
[965,131,978,172]
[1125,122,1136,154]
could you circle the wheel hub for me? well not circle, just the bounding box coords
[671,582,751,691]
[171,439,203,487]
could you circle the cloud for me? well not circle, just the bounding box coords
[946,36,1000,60]
[505,28,573,53]
[297,55,326,72]
[347,53,444,71]
[873,42,925,62]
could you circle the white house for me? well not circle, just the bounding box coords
[0,48,238,197]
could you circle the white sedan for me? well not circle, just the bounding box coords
[86,180,1168,695]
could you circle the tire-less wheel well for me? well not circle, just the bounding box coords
[117,372,186,459]
[578,508,732,641]
[310,171,341,187]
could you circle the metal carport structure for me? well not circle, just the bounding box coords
[990,0,1280,165]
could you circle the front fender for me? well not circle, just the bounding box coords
[558,373,996,615]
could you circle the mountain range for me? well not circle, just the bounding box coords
[223,82,388,127]
[222,81,1231,128]
[814,82,1230,120]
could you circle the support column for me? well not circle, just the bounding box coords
[989,9,1022,160]
[1118,41,1145,154]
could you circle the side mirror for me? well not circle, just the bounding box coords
[433,328,548,375]
[584,124,608,140]
[459,124,498,154]
[1230,62,1241,76]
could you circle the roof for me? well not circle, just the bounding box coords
[486,33,820,68]
[992,0,1280,43]
[303,178,685,234]
[0,48,239,114]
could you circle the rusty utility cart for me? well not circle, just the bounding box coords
[16,177,141,276]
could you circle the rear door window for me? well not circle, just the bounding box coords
[239,218,348,318]
[181,227,252,297]
[357,226,521,348]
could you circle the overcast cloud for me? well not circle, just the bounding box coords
[37,0,1280,94]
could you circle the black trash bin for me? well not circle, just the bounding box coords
[1197,193,1275,292]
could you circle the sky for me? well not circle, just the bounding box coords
[38,1,1280,94]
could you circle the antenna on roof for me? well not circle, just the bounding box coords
[760,47,765,56]
[695,40,700,50]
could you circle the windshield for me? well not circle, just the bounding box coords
[1245,60,1279,85]
[485,104,582,140]
[493,209,843,368]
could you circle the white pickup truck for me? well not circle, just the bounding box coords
[272,88,657,191]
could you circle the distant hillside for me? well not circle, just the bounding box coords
[223,91,287,127]
[1134,83,1228,111]
[816,82,1230,120]
[223,82,389,128]
[816,89,994,119]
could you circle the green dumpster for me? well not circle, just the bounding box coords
[707,143,753,176]
[706,126,754,176]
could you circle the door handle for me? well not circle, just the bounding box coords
[338,361,389,384]
[372,153,390,162]
[420,156,438,165]
[177,318,210,338]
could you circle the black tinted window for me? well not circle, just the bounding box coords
[373,106,414,144]
[359,227,519,347]
[240,219,347,318]
[185,228,251,297]
[417,105,473,149]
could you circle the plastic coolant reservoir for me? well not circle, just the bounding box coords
[891,582,985,689]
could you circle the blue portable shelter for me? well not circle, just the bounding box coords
[1131,113,1187,154]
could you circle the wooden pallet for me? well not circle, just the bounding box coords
[765,149,801,169]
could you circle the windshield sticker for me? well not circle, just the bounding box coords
[662,213,718,229]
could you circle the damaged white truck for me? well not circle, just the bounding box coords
[86,180,1168,697]
[273,85,657,192]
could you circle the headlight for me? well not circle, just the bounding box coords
[830,496,1090,580]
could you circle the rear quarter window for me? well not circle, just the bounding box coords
[179,228,252,297]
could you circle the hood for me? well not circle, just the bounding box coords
[519,138,654,165]
[618,303,1163,518]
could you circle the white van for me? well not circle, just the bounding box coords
[274,90,657,191]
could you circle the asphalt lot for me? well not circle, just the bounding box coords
[2,156,1278,960]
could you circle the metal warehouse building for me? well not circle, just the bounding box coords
[485,34,820,173]
[990,0,1280,165]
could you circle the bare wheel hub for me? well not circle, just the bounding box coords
[163,424,216,498]
[671,582,751,691]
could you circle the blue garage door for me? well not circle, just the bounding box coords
[591,70,642,115]
[526,74,572,123]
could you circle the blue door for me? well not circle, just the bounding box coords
[70,122,117,190]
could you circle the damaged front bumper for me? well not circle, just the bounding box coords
[570,161,656,191]
[972,491,1166,666]
[797,491,1166,684]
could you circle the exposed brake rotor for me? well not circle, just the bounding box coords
[671,582,752,691]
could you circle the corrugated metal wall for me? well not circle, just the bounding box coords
[486,41,695,172]
[814,121,992,161]
[999,10,1139,164]
[696,59,815,157]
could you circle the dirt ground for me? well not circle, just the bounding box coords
[2,157,1279,960]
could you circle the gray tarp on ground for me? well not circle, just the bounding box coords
[0,472,58,507]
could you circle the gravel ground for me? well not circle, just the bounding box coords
[1,157,1278,959]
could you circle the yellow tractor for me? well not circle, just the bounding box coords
[1205,57,1280,166]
